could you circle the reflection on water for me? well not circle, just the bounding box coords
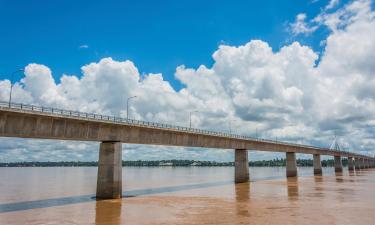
[0,195,94,213]
[0,181,232,213]
[95,200,122,225]
[313,175,325,198]
[1,167,375,225]
[235,182,251,220]
[335,172,344,183]
[235,182,250,202]
[287,177,299,201]
[314,174,323,183]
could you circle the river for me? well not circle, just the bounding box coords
[0,166,374,224]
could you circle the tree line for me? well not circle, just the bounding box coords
[0,158,347,167]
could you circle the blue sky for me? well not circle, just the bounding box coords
[2,0,375,162]
[0,0,330,89]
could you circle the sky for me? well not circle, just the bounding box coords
[0,0,375,162]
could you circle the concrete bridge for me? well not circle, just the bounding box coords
[0,101,374,199]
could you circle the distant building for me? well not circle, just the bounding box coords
[190,162,201,166]
[159,162,173,166]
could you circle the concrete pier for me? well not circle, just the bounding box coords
[313,154,322,175]
[286,152,297,177]
[364,159,368,168]
[348,157,354,171]
[334,156,343,173]
[235,149,249,183]
[355,158,361,170]
[96,141,122,199]
[360,158,366,169]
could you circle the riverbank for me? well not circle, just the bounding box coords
[0,159,344,167]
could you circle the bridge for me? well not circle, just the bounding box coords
[0,101,374,199]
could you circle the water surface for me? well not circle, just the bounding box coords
[0,166,374,224]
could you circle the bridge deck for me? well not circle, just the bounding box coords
[0,101,371,159]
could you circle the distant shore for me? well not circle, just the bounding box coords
[0,159,346,167]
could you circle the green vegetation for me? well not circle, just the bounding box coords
[0,158,347,167]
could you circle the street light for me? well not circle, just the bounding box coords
[126,95,137,120]
[189,110,198,128]
[8,69,24,106]
[229,119,236,134]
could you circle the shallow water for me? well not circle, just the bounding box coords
[0,166,374,224]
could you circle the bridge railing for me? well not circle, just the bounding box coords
[0,101,363,157]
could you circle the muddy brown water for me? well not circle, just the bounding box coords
[0,167,374,225]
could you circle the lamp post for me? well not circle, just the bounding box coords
[126,96,137,120]
[189,110,198,128]
[8,69,24,106]
[229,119,236,134]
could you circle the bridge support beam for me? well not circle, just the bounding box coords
[235,149,249,183]
[355,158,361,170]
[348,157,354,171]
[364,158,367,169]
[334,156,343,173]
[357,158,363,170]
[360,158,365,169]
[286,152,297,177]
[96,141,122,199]
[313,154,322,175]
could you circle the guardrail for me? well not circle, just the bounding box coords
[0,101,369,158]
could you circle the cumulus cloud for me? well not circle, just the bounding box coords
[290,13,319,35]
[291,0,373,34]
[1,0,375,161]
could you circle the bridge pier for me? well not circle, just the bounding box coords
[361,158,366,169]
[334,156,343,173]
[348,157,354,171]
[286,152,297,177]
[96,141,122,199]
[235,149,249,183]
[313,154,322,175]
[355,158,361,170]
[354,158,361,170]
[360,158,366,169]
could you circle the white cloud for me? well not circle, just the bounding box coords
[326,0,340,10]
[1,0,375,161]
[290,13,319,35]
[79,44,89,49]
